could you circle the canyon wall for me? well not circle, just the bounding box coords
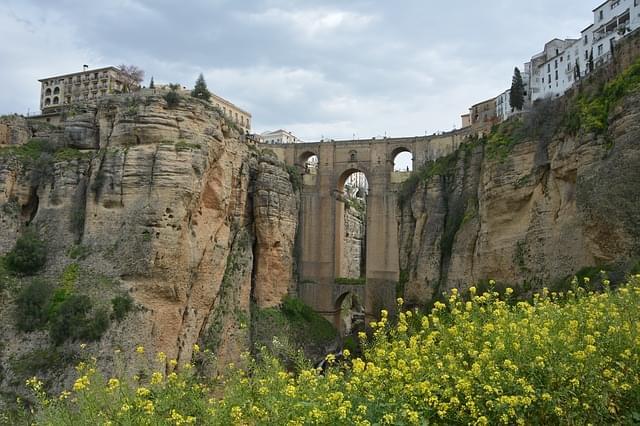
[0,93,299,398]
[399,90,640,305]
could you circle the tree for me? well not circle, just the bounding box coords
[588,49,594,73]
[164,84,181,108]
[574,59,581,81]
[118,64,144,93]
[149,76,155,89]
[509,67,525,111]
[191,73,211,101]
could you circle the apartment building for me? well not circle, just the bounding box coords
[39,66,130,113]
[261,129,303,144]
[211,93,252,134]
[530,0,639,102]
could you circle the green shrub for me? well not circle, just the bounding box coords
[82,308,110,341]
[48,294,111,345]
[48,294,93,345]
[286,165,302,192]
[14,279,53,332]
[163,89,181,108]
[4,230,47,275]
[111,294,134,321]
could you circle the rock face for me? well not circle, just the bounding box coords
[399,92,640,305]
[342,204,366,278]
[0,94,299,397]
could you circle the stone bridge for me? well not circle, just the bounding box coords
[263,129,473,325]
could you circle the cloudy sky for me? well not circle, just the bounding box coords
[1,0,594,141]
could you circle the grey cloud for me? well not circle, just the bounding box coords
[1,0,593,140]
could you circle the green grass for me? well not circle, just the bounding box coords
[564,56,640,135]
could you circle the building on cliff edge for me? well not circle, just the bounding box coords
[38,66,133,115]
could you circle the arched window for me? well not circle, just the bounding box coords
[45,88,52,96]
[53,87,60,95]
[44,98,51,106]
[52,96,59,105]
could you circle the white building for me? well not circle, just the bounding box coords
[496,89,512,122]
[530,38,579,102]
[261,129,303,144]
[529,0,640,102]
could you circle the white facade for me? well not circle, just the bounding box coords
[529,0,640,102]
[261,129,303,144]
[530,39,579,102]
[496,89,512,122]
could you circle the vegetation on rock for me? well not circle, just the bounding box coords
[4,230,47,275]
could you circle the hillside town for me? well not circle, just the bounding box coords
[467,0,640,127]
[30,0,640,146]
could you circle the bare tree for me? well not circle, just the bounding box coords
[118,64,145,92]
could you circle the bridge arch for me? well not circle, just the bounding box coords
[334,290,364,336]
[390,146,414,172]
[297,150,318,167]
[335,168,368,280]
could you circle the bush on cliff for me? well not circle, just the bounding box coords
[14,279,53,332]
[30,274,640,425]
[4,230,47,275]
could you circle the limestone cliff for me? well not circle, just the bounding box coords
[399,65,640,305]
[0,92,299,399]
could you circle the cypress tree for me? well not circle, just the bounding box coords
[149,76,155,89]
[191,73,211,101]
[509,67,525,111]
[588,49,594,73]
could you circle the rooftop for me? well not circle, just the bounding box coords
[38,66,121,82]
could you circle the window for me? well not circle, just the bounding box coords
[52,96,59,104]
[547,64,551,72]
[599,10,604,21]
[44,98,51,106]
[598,44,604,56]
[548,74,552,83]
[611,0,620,8]
[45,88,52,96]
[555,70,559,80]
[53,87,60,95]
[584,35,589,45]
[555,59,558,69]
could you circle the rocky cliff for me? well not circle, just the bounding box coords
[399,54,640,305]
[0,92,299,400]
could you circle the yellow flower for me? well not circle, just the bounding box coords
[343,349,351,358]
[156,351,166,362]
[193,343,200,353]
[73,375,90,392]
[107,378,120,392]
[136,387,151,397]
[135,345,145,354]
[151,372,164,384]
